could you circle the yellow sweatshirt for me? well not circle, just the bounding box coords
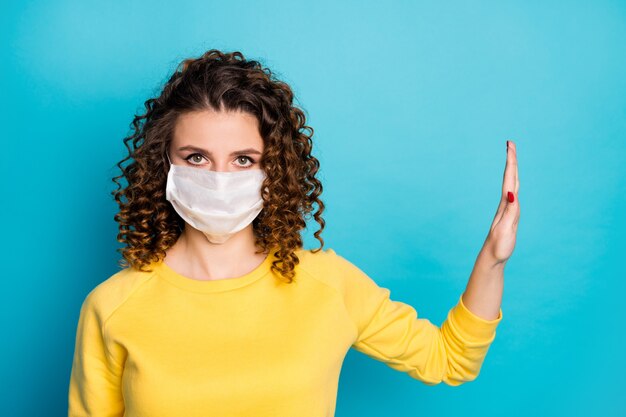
[68,247,502,417]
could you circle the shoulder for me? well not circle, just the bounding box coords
[293,247,379,293]
[294,247,351,273]
[79,265,155,323]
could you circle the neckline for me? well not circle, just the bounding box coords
[149,248,276,293]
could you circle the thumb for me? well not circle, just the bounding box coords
[500,191,517,229]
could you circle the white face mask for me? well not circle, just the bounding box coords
[165,152,267,244]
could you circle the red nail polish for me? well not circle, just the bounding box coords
[508,191,515,203]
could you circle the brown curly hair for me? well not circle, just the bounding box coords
[111,49,325,283]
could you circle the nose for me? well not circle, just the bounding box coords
[209,162,232,173]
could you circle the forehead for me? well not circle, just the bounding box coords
[172,109,263,150]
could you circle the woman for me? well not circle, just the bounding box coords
[68,49,519,417]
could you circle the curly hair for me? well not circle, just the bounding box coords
[111,49,326,283]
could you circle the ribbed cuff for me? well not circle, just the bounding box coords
[447,294,503,344]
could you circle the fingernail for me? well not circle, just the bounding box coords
[507,191,515,203]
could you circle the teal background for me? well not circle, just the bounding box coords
[2,1,625,416]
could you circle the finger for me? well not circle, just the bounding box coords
[493,140,514,227]
[510,141,520,195]
[502,140,517,199]
[491,192,507,231]
[494,140,516,228]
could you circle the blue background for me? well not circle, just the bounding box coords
[2,1,625,416]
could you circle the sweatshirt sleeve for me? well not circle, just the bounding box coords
[68,291,125,417]
[332,249,503,386]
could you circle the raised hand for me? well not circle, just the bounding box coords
[484,140,520,265]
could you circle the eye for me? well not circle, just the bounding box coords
[184,153,206,165]
[234,156,256,168]
[183,153,257,168]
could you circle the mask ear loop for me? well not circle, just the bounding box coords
[165,151,184,233]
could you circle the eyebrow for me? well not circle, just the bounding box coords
[178,145,262,157]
